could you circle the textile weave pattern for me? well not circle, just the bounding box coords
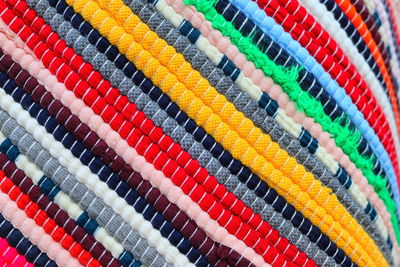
[0,0,400,266]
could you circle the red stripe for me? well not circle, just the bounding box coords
[0,1,315,265]
[253,0,400,180]
[0,171,100,266]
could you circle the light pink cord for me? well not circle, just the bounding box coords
[165,0,399,252]
[0,237,33,266]
[0,26,269,267]
[0,193,81,267]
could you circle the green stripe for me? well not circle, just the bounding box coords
[185,0,400,243]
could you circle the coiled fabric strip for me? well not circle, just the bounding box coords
[0,132,141,267]
[0,32,177,267]
[0,56,237,267]
[322,0,390,87]
[123,0,392,260]
[251,0,400,160]
[4,0,350,264]
[0,211,57,267]
[330,0,400,132]
[0,171,83,267]
[0,51,258,267]
[0,29,266,266]
[1,0,399,265]
[0,153,122,266]
[200,0,398,226]
[298,0,400,157]
[186,2,396,247]
[41,0,392,264]
[2,87,180,263]
[367,0,400,98]
[0,3,321,266]
[0,167,104,266]
[164,0,400,256]
[49,0,388,260]
[0,201,79,267]
[178,0,394,253]
[238,0,400,207]
[220,0,400,205]
[0,237,34,266]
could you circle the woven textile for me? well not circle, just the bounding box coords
[0,0,400,265]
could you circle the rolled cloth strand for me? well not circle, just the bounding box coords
[0,237,34,266]
[184,2,400,252]
[164,0,399,253]
[220,0,400,210]
[207,0,400,212]
[0,212,57,266]
[208,0,396,251]
[254,0,400,157]
[3,3,339,264]
[55,0,388,266]
[298,0,399,152]
[0,35,174,266]
[115,0,391,259]
[0,59,232,267]
[0,44,192,264]
[0,199,81,266]
[0,173,83,267]
[0,153,122,266]
[31,0,381,260]
[0,0,399,265]
[0,90,177,266]
[0,131,140,267]
[330,0,400,136]
[3,9,310,267]
[3,5,384,262]
[0,4,319,266]
[0,32,267,266]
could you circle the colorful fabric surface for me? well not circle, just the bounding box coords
[0,0,399,265]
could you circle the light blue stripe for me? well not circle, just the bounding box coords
[228,0,400,212]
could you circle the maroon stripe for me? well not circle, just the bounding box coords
[0,50,254,267]
[0,153,121,266]
[350,0,391,73]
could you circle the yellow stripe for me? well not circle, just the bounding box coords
[65,0,387,265]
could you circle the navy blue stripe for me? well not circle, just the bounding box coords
[373,10,382,28]
[298,128,318,154]
[320,0,385,86]
[213,0,393,197]
[47,1,355,264]
[0,213,57,266]
[256,87,279,117]
[335,168,352,190]
[178,21,201,45]
[0,129,139,267]
[0,71,208,266]
[215,54,240,82]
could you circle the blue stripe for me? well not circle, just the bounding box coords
[0,71,208,266]
[298,128,318,154]
[320,0,385,84]
[43,1,355,264]
[228,0,400,217]
[0,213,57,266]
[0,137,141,267]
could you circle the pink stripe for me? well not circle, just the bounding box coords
[0,238,33,266]
[0,191,82,267]
[165,0,399,252]
[0,26,269,267]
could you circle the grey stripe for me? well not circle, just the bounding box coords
[27,0,390,263]
[0,109,170,267]
[29,1,338,265]
[128,0,392,260]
